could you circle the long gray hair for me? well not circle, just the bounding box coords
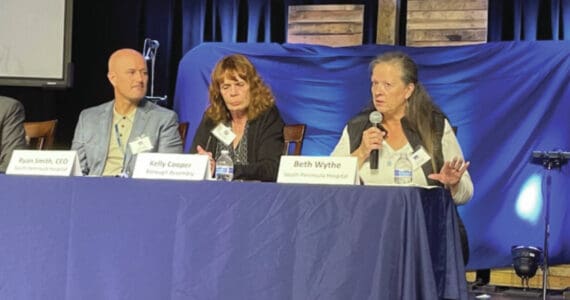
[369,51,443,171]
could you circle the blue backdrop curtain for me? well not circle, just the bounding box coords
[1,0,570,271]
[167,0,570,113]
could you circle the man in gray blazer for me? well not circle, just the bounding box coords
[71,48,182,176]
[0,96,26,173]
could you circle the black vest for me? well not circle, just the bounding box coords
[346,109,446,186]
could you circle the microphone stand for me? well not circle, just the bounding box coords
[142,38,167,106]
[531,150,570,300]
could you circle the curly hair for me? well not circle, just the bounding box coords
[205,54,275,123]
[369,51,444,171]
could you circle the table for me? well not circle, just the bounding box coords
[0,175,467,299]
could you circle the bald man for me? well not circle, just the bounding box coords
[0,96,26,172]
[71,48,182,176]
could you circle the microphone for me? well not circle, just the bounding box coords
[205,135,212,152]
[531,150,570,169]
[369,111,383,170]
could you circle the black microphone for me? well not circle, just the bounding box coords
[369,111,383,170]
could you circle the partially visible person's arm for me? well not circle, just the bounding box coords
[190,113,213,154]
[71,110,90,175]
[0,100,26,172]
[331,125,384,169]
[331,126,350,156]
[157,111,183,153]
[234,107,284,182]
[440,120,474,204]
[189,114,217,177]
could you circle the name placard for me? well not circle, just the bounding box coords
[6,150,82,176]
[132,153,210,181]
[277,156,358,185]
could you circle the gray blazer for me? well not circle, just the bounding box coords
[0,96,26,172]
[71,99,183,176]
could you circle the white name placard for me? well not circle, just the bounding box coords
[6,150,82,176]
[132,153,210,181]
[277,156,358,185]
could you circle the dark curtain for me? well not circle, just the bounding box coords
[489,0,570,41]
[0,0,569,147]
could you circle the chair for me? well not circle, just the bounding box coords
[282,124,306,155]
[23,120,58,150]
[178,122,189,149]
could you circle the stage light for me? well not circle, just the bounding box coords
[515,174,542,225]
[511,245,542,289]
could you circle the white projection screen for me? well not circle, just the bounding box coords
[0,0,73,87]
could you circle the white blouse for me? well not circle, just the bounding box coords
[331,119,474,205]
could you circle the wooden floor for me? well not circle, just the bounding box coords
[468,286,569,299]
[466,264,570,299]
[466,264,570,290]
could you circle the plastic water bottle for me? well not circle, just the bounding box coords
[215,150,234,181]
[394,153,413,184]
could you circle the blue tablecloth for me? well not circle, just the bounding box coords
[0,176,467,299]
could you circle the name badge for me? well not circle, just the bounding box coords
[129,135,153,154]
[409,146,431,170]
[277,156,358,185]
[132,153,211,180]
[6,150,82,176]
[211,123,236,146]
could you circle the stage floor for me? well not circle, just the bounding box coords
[469,285,569,299]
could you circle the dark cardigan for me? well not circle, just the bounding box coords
[190,106,285,182]
[346,108,446,186]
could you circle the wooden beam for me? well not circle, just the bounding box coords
[376,0,400,45]
[407,29,486,44]
[289,10,364,23]
[408,0,488,11]
[405,0,488,47]
[287,34,363,47]
[288,23,363,35]
[287,4,364,47]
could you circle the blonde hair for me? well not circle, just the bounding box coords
[206,54,275,123]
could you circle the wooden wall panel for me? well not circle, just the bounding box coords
[287,5,364,47]
[406,0,488,47]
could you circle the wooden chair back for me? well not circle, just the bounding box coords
[282,124,306,155]
[178,122,189,149]
[23,120,58,150]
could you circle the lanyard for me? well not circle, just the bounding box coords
[114,123,129,177]
[114,123,126,156]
